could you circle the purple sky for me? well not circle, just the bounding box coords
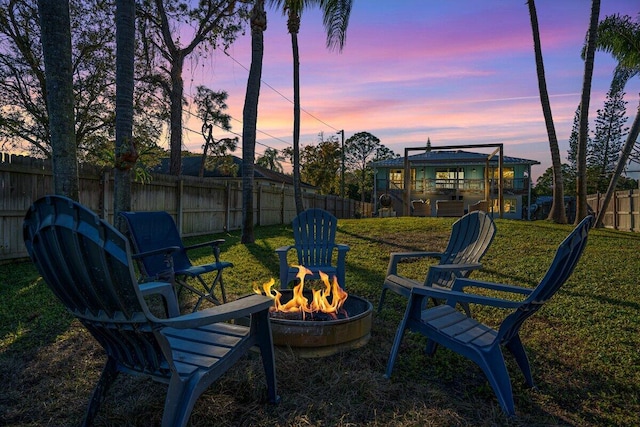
[183,1,640,182]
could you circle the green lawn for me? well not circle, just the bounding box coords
[1,217,639,426]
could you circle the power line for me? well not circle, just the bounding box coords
[181,101,291,152]
[180,50,342,163]
[182,124,293,166]
[223,52,341,132]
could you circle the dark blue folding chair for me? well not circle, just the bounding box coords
[120,211,232,310]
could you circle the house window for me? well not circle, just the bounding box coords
[388,169,416,190]
[493,197,517,214]
[389,169,403,189]
[489,167,515,189]
[436,168,464,189]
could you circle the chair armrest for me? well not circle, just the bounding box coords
[428,263,482,274]
[335,244,350,252]
[275,245,295,254]
[184,239,226,262]
[451,277,534,295]
[184,239,225,251]
[132,246,181,260]
[409,284,524,309]
[423,263,483,287]
[386,251,444,276]
[139,281,180,317]
[158,294,274,328]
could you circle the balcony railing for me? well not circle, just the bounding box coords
[384,178,529,192]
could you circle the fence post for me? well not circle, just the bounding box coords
[632,190,637,232]
[177,178,184,234]
[224,181,231,230]
[257,182,262,226]
[101,171,109,219]
[281,184,285,225]
[613,190,618,231]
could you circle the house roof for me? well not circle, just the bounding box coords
[371,149,540,168]
[152,155,314,187]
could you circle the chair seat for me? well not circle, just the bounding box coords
[177,261,233,278]
[421,305,497,348]
[163,323,249,379]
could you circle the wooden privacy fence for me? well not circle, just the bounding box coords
[0,153,371,262]
[587,190,639,233]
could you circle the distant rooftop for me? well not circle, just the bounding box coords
[371,149,540,168]
[152,155,314,187]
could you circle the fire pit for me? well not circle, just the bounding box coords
[254,267,373,358]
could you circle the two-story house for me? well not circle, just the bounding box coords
[371,146,539,219]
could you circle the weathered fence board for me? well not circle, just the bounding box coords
[0,153,371,261]
[587,190,639,232]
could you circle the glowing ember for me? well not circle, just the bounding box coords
[253,266,349,320]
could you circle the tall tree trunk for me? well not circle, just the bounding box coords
[37,0,78,200]
[292,30,304,214]
[242,0,266,244]
[527,0,566,223]
[595,99,640,227]
[576,0,601,224]
[169,56,185,176]
[114,0,137,230]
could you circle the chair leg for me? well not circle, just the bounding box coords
[384,301,413,379]
[475,348,516,417]
[425,339,439,356]
[254,311,280,404]
[82,357,119,427]
[191,275,222,310]
[162,374,199,427]
[377,287,388,314]
[216,271,227,304]
[505,334,536,389]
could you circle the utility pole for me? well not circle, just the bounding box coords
[337,130,345,199]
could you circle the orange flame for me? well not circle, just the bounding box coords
[253,265,348,319]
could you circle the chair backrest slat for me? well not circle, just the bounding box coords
[292,209,338,267]
[428,211,496,288]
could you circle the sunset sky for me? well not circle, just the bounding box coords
[183,1,640,182]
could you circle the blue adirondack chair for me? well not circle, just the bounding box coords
[120,211,232,310]
[23,196,279,427]
[384,215,594,416]
[276,208,349,288]
[378,210,496,314]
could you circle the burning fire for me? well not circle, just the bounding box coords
[253,266,349,319]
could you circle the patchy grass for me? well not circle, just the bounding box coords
[1,217,639,426]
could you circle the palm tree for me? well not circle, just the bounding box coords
[256,148,284,172]
[114,0,138,231]
[526,0,566,223]
[37,0,78,200]
[574,0,601,225]
[590,14,640,228]
[242,0,267,244]
[268,0,353,214]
